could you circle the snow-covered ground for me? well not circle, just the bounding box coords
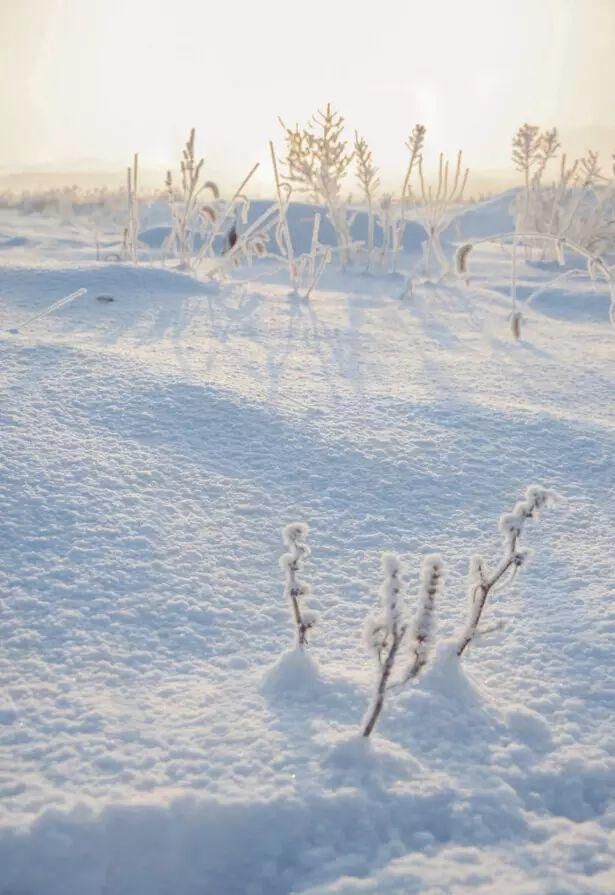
[1,201,614,894]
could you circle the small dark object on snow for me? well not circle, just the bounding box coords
[104,253,122,262]
[96,295,115,303]
[227,224,238,251]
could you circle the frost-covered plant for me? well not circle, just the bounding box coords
[268,143,332,295]
[512,124,543,193]
[512,125,615,257]
[193,162,260,269]
[270,139,300,290]
[362,553,444,737]
[417,150,469,279]
[354,131,380,271]
[165,128,219,269]
[280,523,318,649]
[456,232,615,332]
[122,153,139,263]
[371,124,425,274]
[278,104,354,267]
[457,485,561,657]
[376,194,393,269]
[209,201,279,276]
[389,124,426,272]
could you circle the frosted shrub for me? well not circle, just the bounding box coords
[278,104,354,267]
[457,485,561,657]
[362,553,444,737]
[280,523,318,649]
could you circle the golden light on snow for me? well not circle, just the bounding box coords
[1,0,614,191]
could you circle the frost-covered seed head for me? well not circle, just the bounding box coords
[282,521,309,546]
[301,609,319,628]
[525,485,561,510]
[456,244,472,275]
[363,613,386,658]
[293,580,311,597]
[379,552,403,633]
[499,512,524,543]
[511,311,523,340]
[381,552,401,577]
[279,552,296,572]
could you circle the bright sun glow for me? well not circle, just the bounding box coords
[1,0,614,193]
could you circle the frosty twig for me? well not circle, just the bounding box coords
[362,553,443,737]
[457,485,561,657]
[280,523,318,649]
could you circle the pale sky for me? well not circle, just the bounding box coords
[1,0,614,194]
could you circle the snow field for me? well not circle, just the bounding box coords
[0,202,614,893]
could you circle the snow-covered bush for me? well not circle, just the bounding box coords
[457,485,561,657]
[278,104,354,268]
[362,553,444,737]
[279,522,318,649]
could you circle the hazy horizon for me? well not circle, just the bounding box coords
[2,0,614,197]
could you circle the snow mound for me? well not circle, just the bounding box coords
[0,263,217,304]
[261,647,325,700]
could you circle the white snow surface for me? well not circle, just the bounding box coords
[0,203,614,894]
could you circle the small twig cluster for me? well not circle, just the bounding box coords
[277,485,560,740]
[457,486,561,656]
[269,143,332,296]
[417,150,469,279]
[165,128,219,269]
[362,553,444,737]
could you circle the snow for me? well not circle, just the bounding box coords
[0,198,614,894]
